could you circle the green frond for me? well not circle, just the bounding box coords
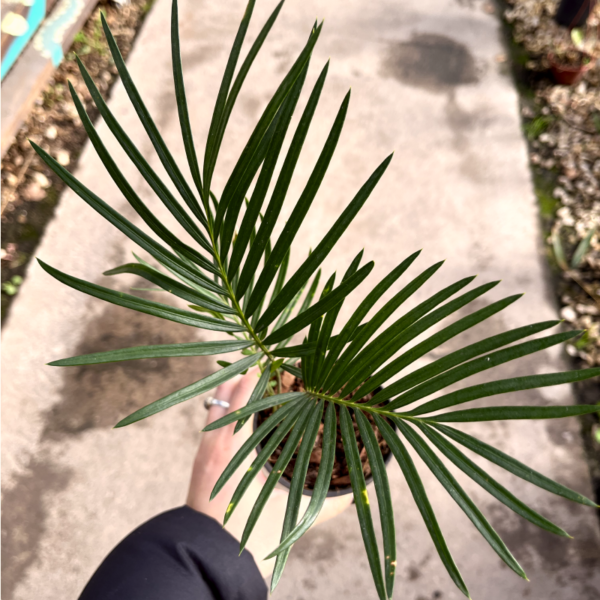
[38,3,600,598]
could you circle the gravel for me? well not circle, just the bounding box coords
[505,0,600,367]
[0,0,154,322]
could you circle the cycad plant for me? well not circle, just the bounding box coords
[36,1,600,598]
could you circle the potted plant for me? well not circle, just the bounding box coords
[548,26,596,85]
[253,372,396,533]
[36,1,600,598]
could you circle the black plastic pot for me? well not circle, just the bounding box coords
[254,386,397,498]
[555,0,596,28]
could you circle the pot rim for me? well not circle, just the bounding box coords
[253,385,397,498]
[547,50,595,73]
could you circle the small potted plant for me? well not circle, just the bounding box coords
[37,1,600,598]
[548,26,596,85]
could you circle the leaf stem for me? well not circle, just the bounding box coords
[206,220,276,362]
[305,390,429,424]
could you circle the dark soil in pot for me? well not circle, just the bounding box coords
[254,370,396,497]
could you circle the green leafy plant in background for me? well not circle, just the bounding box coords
[570,25,597,58]
[2,275,23,296]
[523,114,554,141]
[73,13,108,56]
[553,225,597,272]
[35,1,600,598]
[552,225,600,311]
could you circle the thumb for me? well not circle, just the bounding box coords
[228,367,262,412]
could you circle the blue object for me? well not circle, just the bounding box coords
[1,0,47,81]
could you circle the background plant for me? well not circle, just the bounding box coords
[35,1,600,598]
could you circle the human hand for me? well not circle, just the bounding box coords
[187,370,264,520]
[187,369,352,578]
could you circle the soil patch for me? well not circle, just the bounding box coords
[1,0,154,323]
[256,371,393,493]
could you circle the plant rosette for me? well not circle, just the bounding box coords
[254,370,396,499]
[548,50,595,85]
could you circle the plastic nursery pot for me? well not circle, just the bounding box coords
[548,51,595,85]
[555,0,597,29]
[253,385,397,499]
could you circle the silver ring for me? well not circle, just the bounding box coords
[204,397,230,410]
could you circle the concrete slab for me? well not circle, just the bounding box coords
[2,0,599,599]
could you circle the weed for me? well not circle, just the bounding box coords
[2,275,23,296]
[523,114,555,140]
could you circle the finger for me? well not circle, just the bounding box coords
[228,367,261,412]
[205,376,241,426]
[214,374,241,402]
[204,368,262,433]
[216,369,263,438]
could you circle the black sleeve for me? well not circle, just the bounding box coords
[78,505,268,600]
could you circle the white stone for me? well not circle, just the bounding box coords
[560,305,578,322]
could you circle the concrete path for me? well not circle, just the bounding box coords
[3,0,599,599]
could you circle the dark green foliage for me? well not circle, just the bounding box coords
[39,2,600,598]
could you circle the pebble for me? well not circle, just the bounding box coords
[56,150,70,166]
[22,182,45,202]
[576,303,600,316]
[45,125,58,140]
[556,206,575,226]
[521,106,535,118]
[13,154,24,167]
[592,424,600,451]
[560,305,577,322]
[64,103,79,120]
[33,172,51,188]
[553,187,573,205]
[566,344,579,357]
[5,173,18,187]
